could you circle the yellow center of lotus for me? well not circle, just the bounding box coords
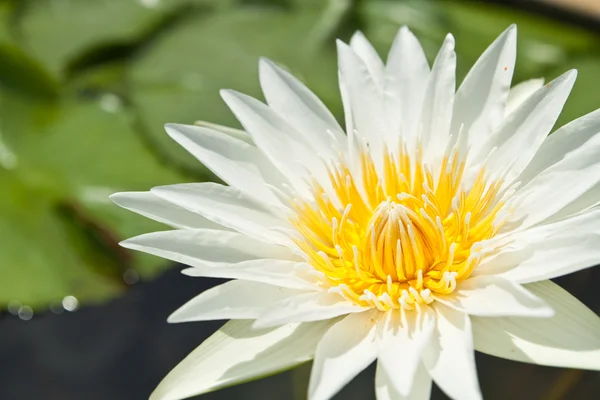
[292,146,507,311]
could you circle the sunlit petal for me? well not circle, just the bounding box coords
[423,304,482,400]
[109,191,224,230]
[473,280,600,370]
[169,280,306,323]
[375,361,431,400]
[150,320,331,400]
[309,311,379,400]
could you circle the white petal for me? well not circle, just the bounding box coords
[109,191,224,230]
[435,275,553,317]
[254,291,366,328]
[181,260,316,290]
[472,280,600,370]
[350,31,385,90]
[473,70,577,183]
[506,108,600,228]
[259,58,345,158]
[423,304,482,400]
[168,280,304,323]
[377,307,435,396]
[151,183,291,245]
[506,153,600,231]
[375,361,431,400]
[420,34,456,160]
[337,40,388,159]
[505,78,544,117]
[339,69,354,140]
[165,123,284,205]
[122,230,310,289]
[221,89,325,196]
[451,25,516,153]
[309,311,379,400]
[150,319,332,400]
[384,26,430,143]
[193,120,252,144]
[120,228,297,266]
[482,208,600,283]
[549,183,600,222]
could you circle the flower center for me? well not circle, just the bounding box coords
[291,146,507,311]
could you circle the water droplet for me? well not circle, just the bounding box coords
[18,306,33,321]
[8,301,21,315]
[62,296,79,312]
[50,301,65,314]
[123,269,140,285]
[99,93,123,113]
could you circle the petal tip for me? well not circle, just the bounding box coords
[108,192,122,204]
[166,311,184,324]
[568,68,579,79]
[444,32,456,47]
[118,238,133,248]
[219,89,241,104]
[350,30,366,42]
[335,38,349,50]
[164,123,185,140]
[258,57,277,73]
[554,69,578,87]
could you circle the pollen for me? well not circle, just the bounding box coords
[291,145,508,311]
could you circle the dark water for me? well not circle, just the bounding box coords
[0,266,598,400]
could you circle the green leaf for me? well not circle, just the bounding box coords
[0,2,58,98]
[17,0,211,78]
[0,87,188,308]
[128,5,343,174]
[0,170,122,307]
[0,1,17,43]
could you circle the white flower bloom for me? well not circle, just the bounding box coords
[112,25,600,400]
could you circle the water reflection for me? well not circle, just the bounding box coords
[99,93,123,114]
[7,301,21,315]
[17,306,33,321]
[50,301,65,314]
[62,296,79,312]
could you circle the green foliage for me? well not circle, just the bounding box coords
[0,0,598,309]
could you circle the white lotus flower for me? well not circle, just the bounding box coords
[112,25,600,400]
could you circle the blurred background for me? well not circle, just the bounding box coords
[0,0,599,398]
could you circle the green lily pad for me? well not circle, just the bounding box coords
[0,2,58,98]
[0,2,16,43]
[128,5,343,175]
[0,86,188,309]
[0,170,121,308]
[17,0,211,79]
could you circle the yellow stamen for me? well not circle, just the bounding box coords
[291,146,506,311]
